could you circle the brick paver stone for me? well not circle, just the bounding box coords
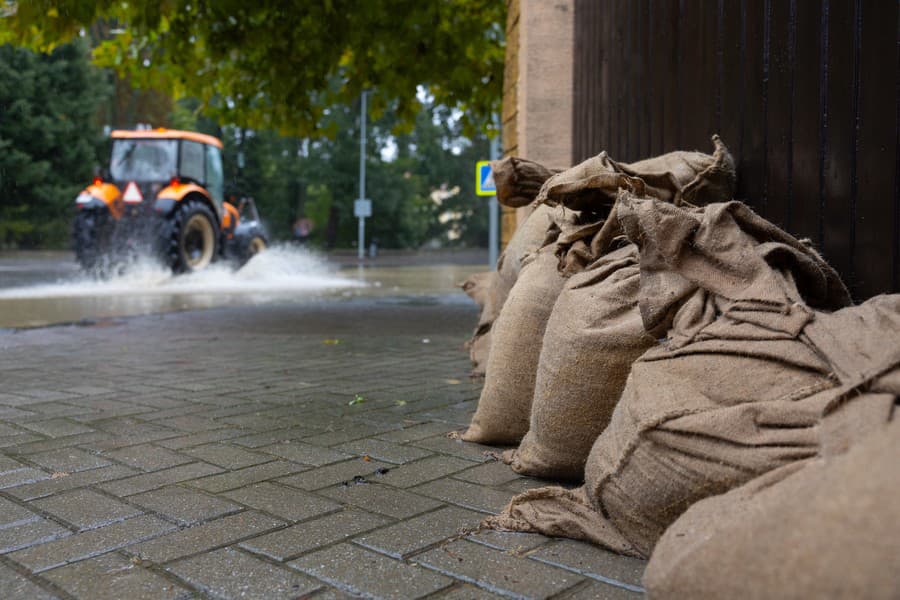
[123,511,284,564]
[5,465,136,501]
[24,448,111,474]
[223,481,340,522]
[239,508,391,561]
[128,485,242,525]
[564,580,645,599]
[256,441,353,466]
[0,496,38,528]
[32,488,142,531]
[0,518,70,554]
[320,482,443,519]
[416,539,584,598]
[41,552,190,600]
[529,539,646,591]
[412,478,515,514]
[0,562,55,600]
[354,506,483,558]
[374,455,474,489]
[183,443,270,469]
[277,458,393,490]
[7,514,176,572]
[289,543,453,599]
[189,460,306,494]
[335,438,434,464]
[167,547,322,599]
[98,461,224,496]
[102,444,193,471]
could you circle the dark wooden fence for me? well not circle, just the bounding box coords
[573,0,899,300]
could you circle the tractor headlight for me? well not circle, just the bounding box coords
[76,193,95,205]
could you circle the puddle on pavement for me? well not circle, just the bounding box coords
[0,247,480,329]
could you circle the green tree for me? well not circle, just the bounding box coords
[0,40,109,247]
[1,1,505,137]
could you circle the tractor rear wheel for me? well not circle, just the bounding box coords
[161,199,219,273]
[72,209,111,273]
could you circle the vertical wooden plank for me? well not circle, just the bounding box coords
[662,1,683,151]
[615,0,627,157]
[641,0,652,158]
[625,0,637,160]
[572,0,582,161]
[649,0,671,155]
[718,0,744,169]
[895,1,900,293]
[791,0,825,246]
[765,0,794,229]
[821,0,856,291]
[737,0,767,211]
[855,0,898,298]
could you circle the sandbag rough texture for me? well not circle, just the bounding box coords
[461,271,495,376]
[464,204,555,375]
[506,243,656,480]
[462,243,567,443]
[489,156,562,208]
[463,140,736,444]
[645,295,900,598]
[485,197,857,558]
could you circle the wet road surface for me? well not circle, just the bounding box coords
[0,248,485,329]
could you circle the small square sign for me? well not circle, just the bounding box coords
[476,161,496,196]
[354,198,372,218]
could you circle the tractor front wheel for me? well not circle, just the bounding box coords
[162,199,218,273]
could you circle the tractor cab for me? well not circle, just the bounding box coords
[107,129,225,218]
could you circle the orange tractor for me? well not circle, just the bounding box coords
[73,128,267,273]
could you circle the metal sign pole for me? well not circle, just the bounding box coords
[357,91,367,260]
[488,123,500,267]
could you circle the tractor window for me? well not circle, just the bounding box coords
[179,140,205,183]
[110,139,177,182]
[205,145,224,204]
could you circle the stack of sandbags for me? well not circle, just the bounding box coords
[644,294,900,599]
[484,195,855,558]
[463,158,561,376]
[463,138,736,446]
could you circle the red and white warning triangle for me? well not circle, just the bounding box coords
[123,181,143,203]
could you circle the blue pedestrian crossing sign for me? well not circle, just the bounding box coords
[476,161,496,196]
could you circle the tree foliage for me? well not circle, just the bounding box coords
[0,40,109,247]
[1,1,505,136]
[177,98,490,249]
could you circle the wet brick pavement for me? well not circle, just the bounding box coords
[0,297,645,599]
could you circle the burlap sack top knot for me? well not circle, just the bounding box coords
[546,136,736,276]
[534,135,735,212]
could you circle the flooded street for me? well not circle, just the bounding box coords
[0,248,483,329]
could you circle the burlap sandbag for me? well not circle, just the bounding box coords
[462,242,567,442]
[461,271,495,375]
[463,141,736,442]
[485,197,853,557]
[489,156,562,208]
[465,204,556,375]
[645,295,900,599]
[505,242,656,480]
[646,421,900,599]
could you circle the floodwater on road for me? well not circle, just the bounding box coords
[0,247,481,329]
